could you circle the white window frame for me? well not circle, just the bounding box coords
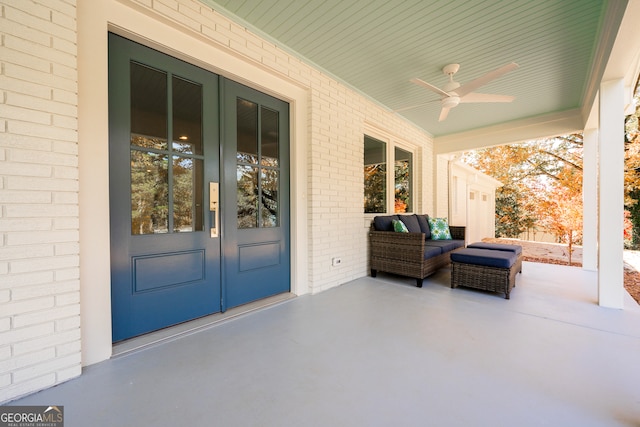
[364,127,417,216]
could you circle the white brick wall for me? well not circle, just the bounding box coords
[0,0,80,403]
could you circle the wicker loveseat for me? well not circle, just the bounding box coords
[369,214,466,287]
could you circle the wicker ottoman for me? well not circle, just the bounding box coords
[450,248,519,299]
[467,242,523,274]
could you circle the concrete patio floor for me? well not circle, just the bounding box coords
[7,262,640,426]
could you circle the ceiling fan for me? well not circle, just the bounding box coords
[397,62,519,121]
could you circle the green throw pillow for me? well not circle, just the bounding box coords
[392,219,409,233]
[427,217,452,240]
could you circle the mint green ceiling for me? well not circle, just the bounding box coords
[201,0,612,137]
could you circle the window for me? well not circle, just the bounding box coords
[129,62,205,235]
[364,136,386,213]
[236,98,280,228]
[394,147,412,213]
[364,134,414,213]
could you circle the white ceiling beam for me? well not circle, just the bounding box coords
[433,109,583,154]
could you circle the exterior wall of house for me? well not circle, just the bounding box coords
[1,0,435,402]
[448,161,501,244]
[0,0,82,402]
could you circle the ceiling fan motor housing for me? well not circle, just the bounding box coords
[442,96,460,109]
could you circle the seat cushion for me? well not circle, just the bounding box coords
[450,248,517,269]
[373,215,399,231]
[467,242,523,255]
[423,246,443,259]
[398,214,421,233]
[424,239,465,253]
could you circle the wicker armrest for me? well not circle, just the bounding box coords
[449,226,466,241]
[369,230,425,263]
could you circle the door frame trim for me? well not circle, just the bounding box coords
[78,0,309,365]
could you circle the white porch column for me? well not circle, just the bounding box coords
[435,155,450,218]
[582,128,598,271]
[598,79,625,308]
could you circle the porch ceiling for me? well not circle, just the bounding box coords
[201,0,623,140]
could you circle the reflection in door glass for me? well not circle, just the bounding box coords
[237,164,258,228]
[172,76,203,155]
[129,61,206,235]
[236,99,280,228]
[261,168,278,227]
[131,150,169,234]
[260,107,279,167]
[130,62,168,150]
[173,156,204,232]
[237,98,258,162]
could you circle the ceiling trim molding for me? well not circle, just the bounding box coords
[434,109,583,154]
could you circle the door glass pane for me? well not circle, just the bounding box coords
[236,99,281,229]
[237,98,258,164]
[261,169,278,227]
[173,156,204,232]
[130,62,167,150]
[364,135,386,213]
[172,76,203,155]
[394,147,412,213]
[237,165,258,228]
[131,150,169,234]
[261,107,279,167]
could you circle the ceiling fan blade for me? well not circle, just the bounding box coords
[439,106,451,122]
[455,62,519,97]
[410,78,450,98]
[393,99,440,112]
[460,93,515,103]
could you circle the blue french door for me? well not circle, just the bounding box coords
[108,34,290,342]
[221,80,290,307]
[221,80,290,308]
[108,34,221,342]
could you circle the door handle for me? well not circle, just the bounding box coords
[209,182,219,238]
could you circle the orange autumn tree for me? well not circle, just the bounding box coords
[624,79,640,247]
[531,144,583,263]
[462,134,584,253]
[534,184,583,264]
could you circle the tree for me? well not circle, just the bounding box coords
[494,186,533,237]
[130,146,169,235]
[394,159,410,213]
[624,78,640,248]
[535,185,582,263]
[462,135,584,245]
[364,163,386,213]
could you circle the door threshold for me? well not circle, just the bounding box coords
[112,293,296,358]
